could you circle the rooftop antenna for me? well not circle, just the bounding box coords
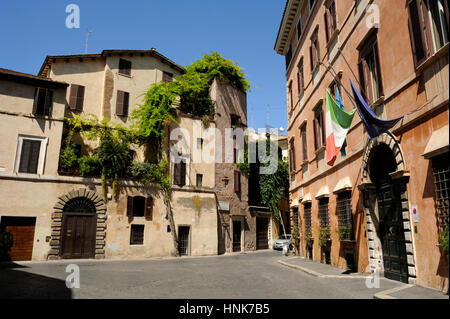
[85,29,94,53]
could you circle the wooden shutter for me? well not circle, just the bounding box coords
[145,197,153,220]
[291,145,296,171]
[324,12,330,43]
[180,161,186,186]
[32,88,40,114]
[373,42,383,97]
[44,90,53,116]
[163,72,173,83]
[19,140,40,173]
[234,170,241,193]
[116,90,124,116]
[320,109,326,146]
[310,46,314,71]
[76,85,84,111]
[301,126,307,161]
[418,0,433,58]
[123,92,129,116]
[173,162,181,185]
[127,196,134,218]
[69,85,78,110]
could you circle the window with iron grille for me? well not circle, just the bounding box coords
[432,153,449,231]
[318,198,329,229]
[130,224,144,245]
[292,207,299,230]
[304,203,312,235]
[336,191,353,240]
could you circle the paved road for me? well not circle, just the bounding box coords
[0,250,405,299]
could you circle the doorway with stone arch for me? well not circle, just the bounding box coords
[358,133,417,284]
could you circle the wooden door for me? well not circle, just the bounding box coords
[256,217,269,250]
[1,217,36,261]
[61,213,96,259]
[377,184,409,283]
[232,220,241,252]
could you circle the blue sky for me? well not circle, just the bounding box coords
[0,0,288,132]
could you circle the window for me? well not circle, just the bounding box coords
[231,114,241,127]
[18,139,41,174]
[318,197,330,231]
[127,196,153,220]
[336,191,353,240]
[304,203,312,235]
[289,140,296,172]
[297,58,304,98]
[324,1,337,43]
[234,170,241,194]
[197,138,203,149]
[432,152,449,232]
[15,136,47,175]
[297,16,302,40]
[162,71,173,83]
[285,44,293,69]
[301,124,308,162]
[173,161,186,186]
[358,35,383,105]
[32,88,53,116]
[407,0,449,67]
[196,174,203,187]
[313,104,326,150]
[292,207,299,231]
[116,90,130,116]
[288,81,293,110]
[68,84,85,111]
[118,58,132,76]
[310,29,320,71]
[130,225,144,245]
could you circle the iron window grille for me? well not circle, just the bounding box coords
[432,153,449,231]
[304,203,312,235]
[130,224,144,245]
[318,198,330,230]
[336,191,353,240]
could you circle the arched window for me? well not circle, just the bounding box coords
[63,197,96,213]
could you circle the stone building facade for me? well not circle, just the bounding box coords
[275,0,448,291]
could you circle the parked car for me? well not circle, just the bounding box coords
[272,234,292,250]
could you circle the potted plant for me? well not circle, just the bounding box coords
[438,226,449,262]
[318,226,330,248]
[305,232,313,247]
[336,225,352,241]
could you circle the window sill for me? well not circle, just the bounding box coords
[415,42,449,73]
[326,28,339,49]
[314,145,326,156]
[118,72,132,78]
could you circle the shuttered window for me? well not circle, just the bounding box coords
[310,29,320,71]
[301,124,307,162]
[126,196,153,220]
[407,0,449,67]
[297,58,304,97]
[162,71,173,83]
[32,88,53,116]
[234,170,241,193]
[173,161,186,186]
[313,104,325,150]
[289,142,296,172]
[18,140,41,174]
[118,58,132,76]
[116,90,130,116]
[324,1,337,43]
[69,84,85,111]
[285,44,293,69]
[358,36,383,105]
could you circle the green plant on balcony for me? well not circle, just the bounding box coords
[78,155,102,177]
[318,226,330,247]
[438,226,449,261]
[336,225,352,241]
[305,232,313,247]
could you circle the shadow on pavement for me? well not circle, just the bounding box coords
[0,263,72,299]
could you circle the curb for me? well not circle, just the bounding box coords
[373,284,413,299]
[277,259,368,279]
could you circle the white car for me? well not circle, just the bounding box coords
[272,234,292,250]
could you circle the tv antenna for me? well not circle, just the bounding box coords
[85,29,94,53]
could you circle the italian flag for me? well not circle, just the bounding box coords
[325,90,355,166]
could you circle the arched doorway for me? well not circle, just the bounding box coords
[359,133,416,284]
[61,197,97,259]
[368,144,408,283]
